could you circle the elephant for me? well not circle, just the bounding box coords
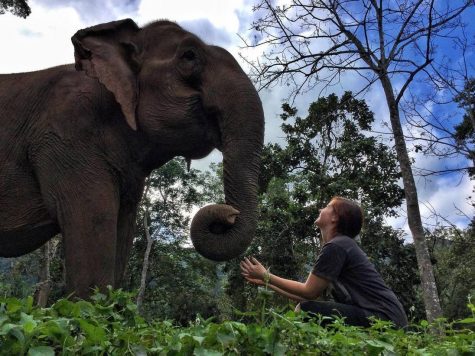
[0,19,264,299]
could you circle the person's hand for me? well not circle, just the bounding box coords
[240,257,267,280]
[244,276,265,286]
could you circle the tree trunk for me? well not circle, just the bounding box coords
[136,214,153,314]
[380,76,443,322]
[34,241,51,307]
[136,182,153,314]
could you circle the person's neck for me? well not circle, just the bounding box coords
[321,229,338,244]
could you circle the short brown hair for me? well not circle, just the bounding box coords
[330,197,363,238]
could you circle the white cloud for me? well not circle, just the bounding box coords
[34,0,139,23]
[386,172,473,240]
[0,3,83,72]
[420,175,473,228]
[137,0,246,34]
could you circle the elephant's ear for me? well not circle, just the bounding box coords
[72,19,140,131]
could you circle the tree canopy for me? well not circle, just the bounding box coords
[0,0,30,18]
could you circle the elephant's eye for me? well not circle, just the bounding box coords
[182,50,196,61]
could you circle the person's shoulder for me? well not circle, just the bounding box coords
[322,237,348,254]
[328,235,359,250]
[330,235,355,245]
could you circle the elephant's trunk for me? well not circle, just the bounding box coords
[190,80,264,261]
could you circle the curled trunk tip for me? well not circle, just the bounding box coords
[191,204,248,261]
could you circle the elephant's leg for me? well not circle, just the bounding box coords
[54,183,120,299]
[32,143,123,298]
[114,178,145,287]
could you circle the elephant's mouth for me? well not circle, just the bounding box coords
[180,100,223,160]
[203,106,223,151]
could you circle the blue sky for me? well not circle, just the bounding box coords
[0,0,473,238]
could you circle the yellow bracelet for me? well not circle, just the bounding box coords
[263,268,271,286]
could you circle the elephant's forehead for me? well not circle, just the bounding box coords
[143,40,179,59]
[139,24,205,58]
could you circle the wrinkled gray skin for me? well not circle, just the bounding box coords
[0,19,264,299]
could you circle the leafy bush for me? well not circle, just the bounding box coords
[0,288,474,355]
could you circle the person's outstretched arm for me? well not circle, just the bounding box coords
[241,257,329,300]
[244,276,306,302]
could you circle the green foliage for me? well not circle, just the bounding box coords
[274,92,404,218]
[429,225,475,320]
[126,158,225,324]
[0,250,43,299]
[128,242,223,324]
[0,289,474,355]
[0,288,171,355]
[0,236,65,304]
[138,158,210,242]
[454,77,475,176]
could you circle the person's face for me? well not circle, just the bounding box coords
[314,202,338,229]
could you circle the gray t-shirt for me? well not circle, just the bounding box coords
[312,235,408,328]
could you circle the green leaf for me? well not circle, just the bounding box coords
[264,341,287,356]
[6,298,22,314]
[20,312,37,334]
[24,296,34,313]
[365,339,394,351]
[78,319,106,344]
[193,347,223,356]
[53,299,76,317]
[130,344,148,356]
[0,315,9,327]
[457,317,475,324]
[3,324,25,344]
[76,300,95,316]
[193,336,205,345]
[216,332,235,347]
[27,346,55,356]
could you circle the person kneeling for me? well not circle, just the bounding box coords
[240,197,408,329]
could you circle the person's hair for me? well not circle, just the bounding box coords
[330,197,364,238]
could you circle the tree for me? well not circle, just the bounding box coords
[243,0,474,322]
[428,225,475,320]
[0,0,30,18]
[453,78,475,176]
[399,66,475,178]
[136,179,153,314]
[34,242,52,307]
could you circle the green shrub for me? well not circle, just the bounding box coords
[0,288,473,355]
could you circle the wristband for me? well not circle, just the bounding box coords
[263,268,271,287]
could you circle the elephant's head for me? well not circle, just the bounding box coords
[72,19,264,261]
